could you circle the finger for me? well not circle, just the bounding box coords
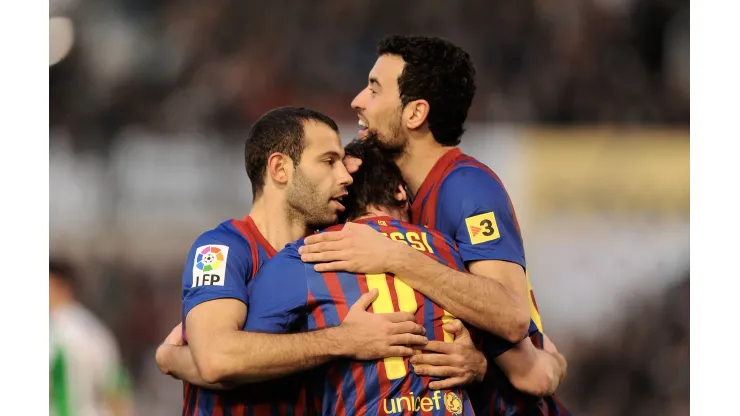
[421,340,456,355]
[391,334,428,347]
[389,321,426,336]
[301,251,347,264]
[350,289,379,311]
[389,346,416,357]
[442,319,464,336]
[383,311,417,323]
[429,376,469,390]
[314,261,353,272]
[409,352,455,366]
[413,365,464,378]
[343,156,362,174]
[298,241,345,255]
[303,231,344,246]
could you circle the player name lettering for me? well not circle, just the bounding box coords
[380,231,435,254]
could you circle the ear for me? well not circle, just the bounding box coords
[267,152,293,187]
[403,99,430,130]
[395,183,408,204]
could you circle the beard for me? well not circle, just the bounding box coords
[285,167,339,230]
[365,117,407,161]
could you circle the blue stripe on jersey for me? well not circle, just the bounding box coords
[306,273,342,327]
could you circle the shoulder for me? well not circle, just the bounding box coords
[439,163,507,196]
[190,220,253,257]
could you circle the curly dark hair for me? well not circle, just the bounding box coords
[377,35,476,146]
[342,136,407,221]
[244,107,339,199]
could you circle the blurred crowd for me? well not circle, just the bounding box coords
[50,0,688,152]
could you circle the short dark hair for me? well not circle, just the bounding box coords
[244,107,340,199]
[342,136,407,221]
[50,258,76,289]
[377,35,476,146]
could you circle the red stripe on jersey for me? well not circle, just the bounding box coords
[374,358,391,416]
[231,402,245,416]
[323,272,349,320]
[212,396,223,416]
[307,291,326,329]
[193,391,200,416]
[432,229,460,269]
[240,215,278,257]
[183,382,192,415]
[328,366,347,416]
[386,276,401,312]
[231,219,262,277]
[431,302,446,344]
[350,362,368,416]
[293,382,307,416]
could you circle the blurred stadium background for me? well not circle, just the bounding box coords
[49,0,689,415]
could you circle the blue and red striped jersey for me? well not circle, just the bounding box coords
[410,149,572,416]
[245,217,513,416]
[180,215,313,416]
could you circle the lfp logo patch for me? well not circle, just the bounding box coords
[192,245,229,287]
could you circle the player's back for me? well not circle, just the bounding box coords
[300,217,476,416]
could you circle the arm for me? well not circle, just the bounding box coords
[299,222,529,342]
[156,343,236,390]
[494,336,567,397]
[189,248,427,385]
[390,246,530,342]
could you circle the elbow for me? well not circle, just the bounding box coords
[502,310,530,344]
[509,373,554,397]
[195,352,232,385]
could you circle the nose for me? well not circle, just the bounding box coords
[337,163,354,188]
[351,89,366,111]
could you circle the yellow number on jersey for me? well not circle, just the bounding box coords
[365,274,455,380]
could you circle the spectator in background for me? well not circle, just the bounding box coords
[50,259,134,416]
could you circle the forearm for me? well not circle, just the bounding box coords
[156,344,235,390]
[199,327,347,384]
[390,248,528,341]
[497,348,566,397]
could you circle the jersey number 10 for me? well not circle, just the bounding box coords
[365,273,454,380]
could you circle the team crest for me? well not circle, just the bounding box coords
[444,392,463,415]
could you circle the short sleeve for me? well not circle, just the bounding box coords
[245,244,308,333]
[480,319,541,358]
[436,166,526,269]
[182,229,252,320]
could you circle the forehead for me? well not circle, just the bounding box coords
[369,54,406,87]
[302,121,342,155]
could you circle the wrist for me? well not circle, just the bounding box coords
[387,244,416,277]
[476,353,488,382]
[324,326,352,358]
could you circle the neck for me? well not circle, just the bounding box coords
[396,136,455,197]
[249,192,311,251]
[356,206,406,222]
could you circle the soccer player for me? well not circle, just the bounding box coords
[50,259,133,416]
[246,139,567,415]
[300,36,573,415]
[155,107,429,415]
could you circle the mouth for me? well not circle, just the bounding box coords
[357,117,369,138]
[330,192,348,212]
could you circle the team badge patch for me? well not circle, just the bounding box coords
[464,212,500,245]
[192,245,229,287]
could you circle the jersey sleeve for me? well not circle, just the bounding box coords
[436,166,526,269]
[182,229,252,320]
[245,244,308,333]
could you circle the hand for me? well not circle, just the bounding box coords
[299,222,402,274]
[339,289,428,360]
[410,319,487,390]
[343,155,362,174]
[163,322,184,346]
[155,322,184,375]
